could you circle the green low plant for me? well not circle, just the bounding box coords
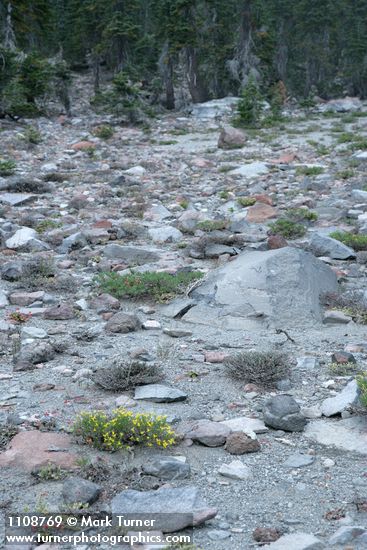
[23,126,43,144]
[268,219,306,239]
[0,159,16,176]
[36,219,62,233]
[329,362,361,376]
[197,220,228,231]
[96,270,203,301]
[329,231,367,251]
[33,463,65,481]
[335,169,355,180]
[73,409,176,451]
[93,125,114,139]
[296,166,324,176]
[225,351,290,389]
[286,208,318,222]
[356,373,367,407]
[237,197,257,207]
[93,360,163,391]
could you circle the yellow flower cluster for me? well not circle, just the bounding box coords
[73,408,176,452]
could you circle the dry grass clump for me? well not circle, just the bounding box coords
[225,350,290,388]
[93,360,163,391]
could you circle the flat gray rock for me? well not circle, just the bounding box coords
[62,477,101,505]
[305,417,367,455]
[183,247,337,329]
[218,460,251,480]
[321,379,360,416]
[111,486,217,532]
[263,532,324,549]
[103,244,160,264]
[134,384,187,402]
[309,233,356,259]
[283,453,315,468]
[0,193,37,206]
[229,161,269,177]
[5,227,38,250]
[329,525,365,545]
[186,420,231,447]
[142,456,190,480]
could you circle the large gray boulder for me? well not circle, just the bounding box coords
[182,247,338,330]
[111,486,217,532]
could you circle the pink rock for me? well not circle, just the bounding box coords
[9,291,45,306]
[246,203,277,223]
[71,140,95,151]
[0,431,78,471]
[204,351,229,363]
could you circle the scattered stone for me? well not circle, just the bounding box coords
[111,486,217,532]
[142,320,161,330]
[148,226,183,243]
[263,395,307,432]
[44,304,75,320]
[204,351,229,363]
[328,525,365,545]
[163,328,193,338]
[321,379,360,416]
[21,327,48,339]
[14,342,55,370]
[331,351,356,364]
[134,384,187,403]
[105,311,142,333]
[263,532,324,549]
[0,193,37,206]
[5,227,38,250]
[0,431,77,470]
[9,291,45,306]
[225,432,261,454]
[142,456,190,480]
[1,261,23,281]
[220,417,268,435]
[218,460,251,480]
[323,310,352,324]
[218,126,247,149]
[283,453,315,468]
[309,233,356,260]
[186,420,231,447]
[246,203,277,223]
[90,293,120,312]
[103,244,160,264]
[229,162,269,178]
[62,477,101,505]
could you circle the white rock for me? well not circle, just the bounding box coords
[305,417,367,455]
[41,162,58,173]
[21,327,48,339]
[0,290,9,308]
[218,460,251,480]
[6,227,37,249]
[220,416,268,435]
[115,395,137,408]
[142,320,161,330]
[124,165,146,176]
[229,161,269,178]
[321,379,360,416]
[323,458,335,468]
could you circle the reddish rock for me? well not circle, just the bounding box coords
[225,432,261,455]
[253,194,273,206]
[93,219,112,229]
[44,303,75,320]
[204,351,229,363]
[253,527,282,544]
[191,158,213,168]
[71,140,95,151]
[270,152,297,164]
[268,235,288,249]
[246,203,277,223]
[58,260,74,269]
[9,291,45,306]
[0,431,78,471]
[331,351,356,364]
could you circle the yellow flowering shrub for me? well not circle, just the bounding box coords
[73,408,176,451]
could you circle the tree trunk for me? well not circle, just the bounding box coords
[158,42,175,110]
[186,46,208,103]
